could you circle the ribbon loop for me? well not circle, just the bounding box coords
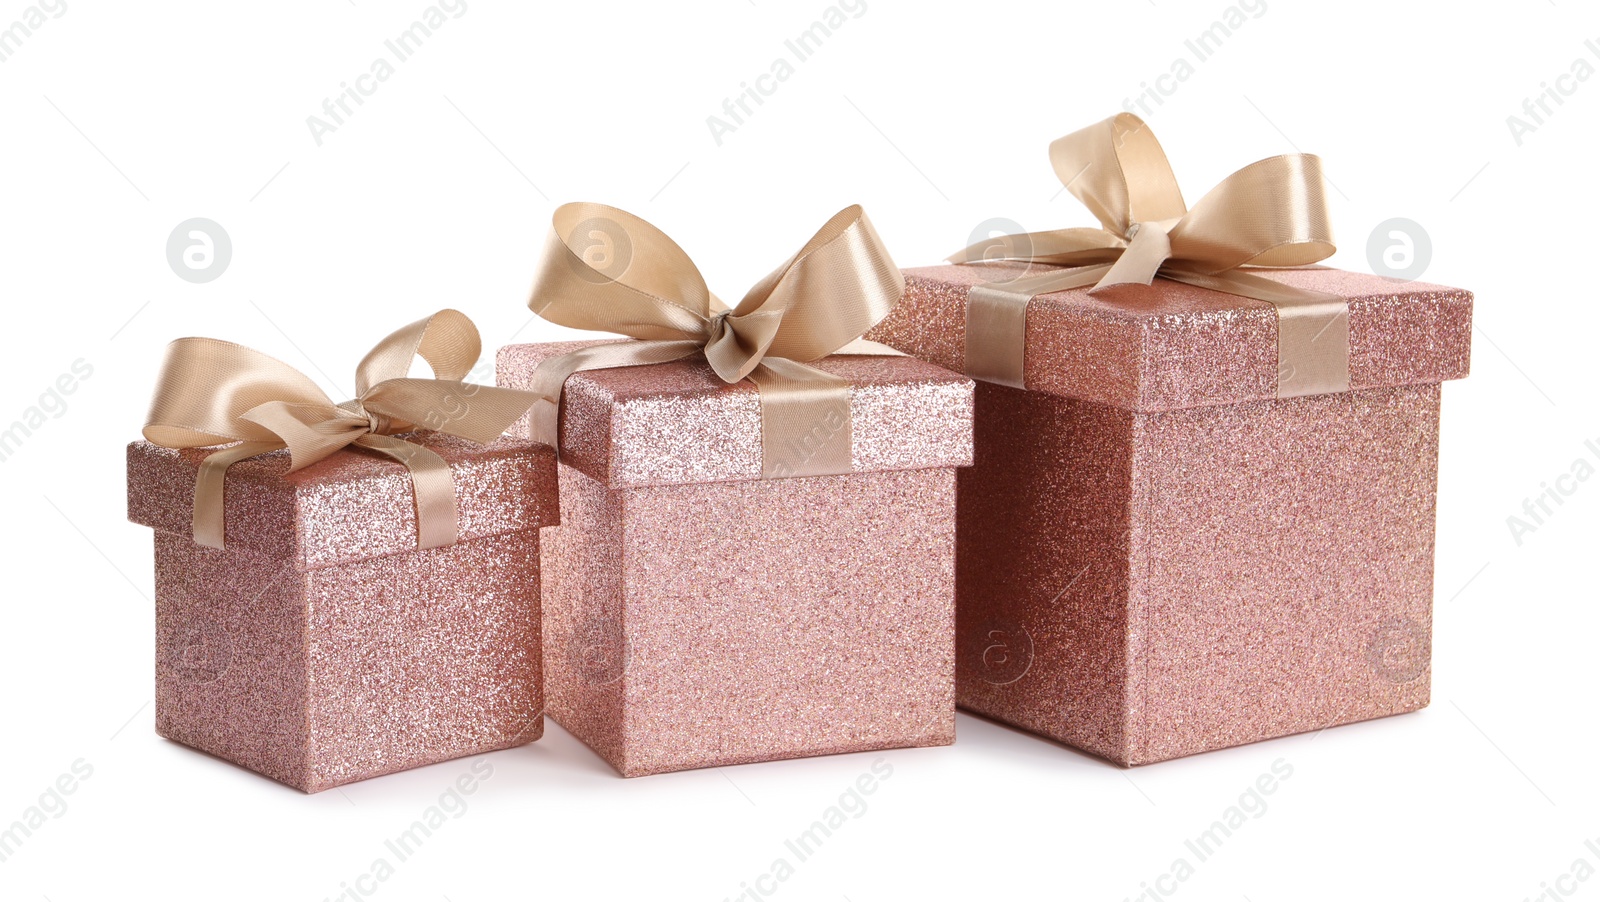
[524,203,904,479]
[1050,111,1187,235]
[143,339,330,449]
[354,308,481,395]
[532,202,716,340]
[142,309,540,549]
[950,113,1350,400]
[1168,154,1335,271]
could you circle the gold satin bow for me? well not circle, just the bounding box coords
[524,202,904,479]
[949,112,1350,397]
[142,309,540,549]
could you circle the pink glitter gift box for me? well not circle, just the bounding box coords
[126,433,558,792]
[497,341,972,776]
[866,263,1472,765]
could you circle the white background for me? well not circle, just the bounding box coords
[1,1,1595,900]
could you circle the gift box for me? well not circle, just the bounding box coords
[867,261,1472,765]
[127,433,558,792]
[127,310,553,792]
[498,341,972,776]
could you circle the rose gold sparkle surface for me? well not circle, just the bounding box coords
[869,264,1472,765]
[497,343,972,776]
[869,263,1473,412]
[496,342,974,487]
[127,434,559,792]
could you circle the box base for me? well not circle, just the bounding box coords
[955,382,1439,764]
[153,529,546,792]
[543,464,959,777]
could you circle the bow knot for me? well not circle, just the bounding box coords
[950,112,1335,290]
[949,113,1351,398]
[355,404,391,436]
[143,310,541,549]
[523,202,905,479]
[326,398,390,437]
[702,307,749,381]
[1100,215,1182,288]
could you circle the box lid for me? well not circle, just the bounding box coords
[496,340,973,489]
[127,433,558,570]
[867,263,1473,413]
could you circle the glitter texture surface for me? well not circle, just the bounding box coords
[496,341,971,776]
[870,264,1472,765]
[127,434,559,792]
[496,341,974,486]
[868,263,1473,412]
[542,464,958,777]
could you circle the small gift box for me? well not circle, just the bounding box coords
[127,311,555,792]
[499,204,973,776]
[867,115,1473,765]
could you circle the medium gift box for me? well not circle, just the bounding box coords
[866,114,1474,765]
[498,203,973,776]
[127,311,556,792]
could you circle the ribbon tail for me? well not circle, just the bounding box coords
[359,379,541,444]
[1091,223,1173,291]
[239,400,366,472]
[525,340,705,447]
[1163,267,1350,398]
[193,441,287,548]
[354,434,459,550]
[831,338,904,357]
[745,359,853,480]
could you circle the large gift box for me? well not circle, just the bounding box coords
[866,115,1474,765]
[127,312,555,792]
[497,203,973,776]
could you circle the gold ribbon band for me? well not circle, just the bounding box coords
[951,113,1349,399]
[142,310,541,549]
[523,203,904,480]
